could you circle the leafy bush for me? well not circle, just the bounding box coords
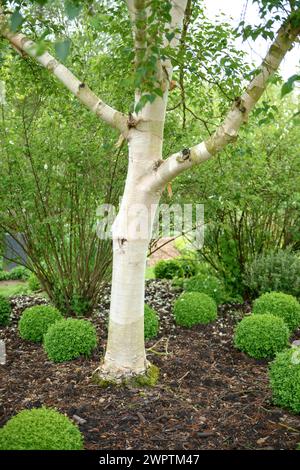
[174,292,217,327]
[0,266,30,281]
[28,273,41,292]
[43,318,97,362]
[8,266,30,281]
[154,257,198,280]
[253,292,300,332]
[144,305,159,340]
[269,347,300,413]
[18,305,63,343]
[183,273,227,305]
[0,408,83,450]
[177,257,198,278]
[0,295,11,326]
[234,314,290,359]
[154,259,184,279]
[244,250,300,299]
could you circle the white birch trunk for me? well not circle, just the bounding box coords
[98,0,188,381]
[100,99,166,379]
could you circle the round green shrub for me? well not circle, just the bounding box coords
[154,259,184,280]
[43,318,97,362]
[174,292,217,327]
[28,273,41,292]
[18,305,63,343]
[144,305,159,340]
[253,292,300,332]
[244,250,300,299]
[0,408,83,450]
[234,314,290,359]
[184,273,227,305]
[0,295,11,326]
[269,347,300,413]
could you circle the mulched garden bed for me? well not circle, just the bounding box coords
[1,280,300,450]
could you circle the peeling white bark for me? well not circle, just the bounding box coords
[100,0,188,379]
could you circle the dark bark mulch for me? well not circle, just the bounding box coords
[0,280,300,450]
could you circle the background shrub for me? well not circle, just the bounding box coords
[234,314,290,359]
[154,257,200,281]
[154,259,184,280]
[28,273,41,292]
[253,292,300,332]
[18,305,63,342]
[43,318,97,362]
[144,305,159,340]
[0,295,11,326]
[177,257,198,278]
[184,273,227,305]
[174,292,217,327]
[244,250,300,299]
[269,347,300,413]
[7,266,30,281]
[0,408,83,450]
[0,266,30,281]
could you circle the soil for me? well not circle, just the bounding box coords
[0,280,26,287]
[0,280,300,450]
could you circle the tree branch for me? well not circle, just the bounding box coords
[0,10,128,135]
[147,12,300,190]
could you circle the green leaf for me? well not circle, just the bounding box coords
[65,1,82,20]
[165,31,175,42]
[55,39,71,62]
[281,75,300,98]
[10,10,23,32]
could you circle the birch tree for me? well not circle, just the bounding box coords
[0,0,299,382]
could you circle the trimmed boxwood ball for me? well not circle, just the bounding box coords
[18,305,63,343]
[234,314,289,359]
[174,292,217,327]
[0,408,83,450]
[43,318,97,362]
[0,295,11,326]
[269,347,300,413]
[144,305,159,340]
[184,273,226,305]
[253,292,300,332]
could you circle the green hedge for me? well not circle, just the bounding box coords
[18,305,63,343]
[253,292,300,332]
[144,305,159,340]
[43,318,97,362]
[154,257,197,280]
[269,347,300,413]
[234,314,290,359]
[0,295,11,326]
[184,273,227,305]
[174,292,217,327]
[0,408,83,450]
